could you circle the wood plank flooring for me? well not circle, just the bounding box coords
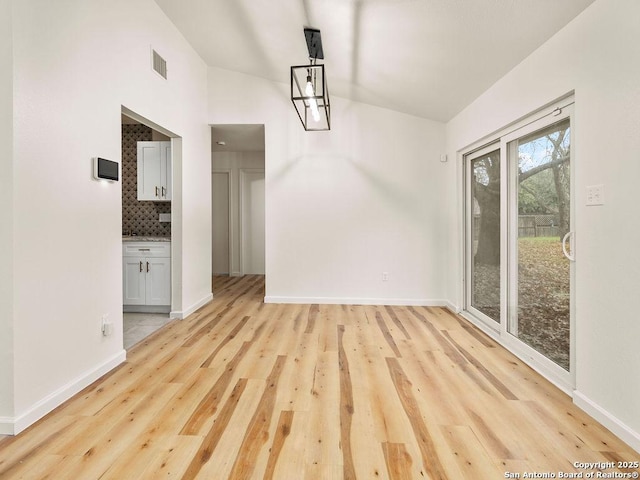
[1,275,638,479]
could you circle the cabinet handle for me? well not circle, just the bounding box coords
[155,186,159,197]
[139,261,143,273]
[138,248,150,251]
[146,261,150,273]
[162,186,166,198]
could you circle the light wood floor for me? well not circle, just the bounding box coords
[0,275,637,479]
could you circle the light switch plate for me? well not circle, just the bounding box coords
[586,184,604,206]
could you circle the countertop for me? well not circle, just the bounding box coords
[122,236,171,243]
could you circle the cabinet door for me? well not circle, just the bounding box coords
[137,141,162,200]
[123,257,146,305]
[145,257,171,305]
[160,141,172,200]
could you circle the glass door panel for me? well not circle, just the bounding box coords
[508,118,571,371]
[469,148,501,324]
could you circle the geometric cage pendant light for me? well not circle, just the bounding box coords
[291,27,331,131]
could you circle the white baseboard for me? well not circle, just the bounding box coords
[3,350,126,435]
[573,390,640,454]
[264,296,448,306]
[124,305,170,314]
[444,301,460,313]
[170,293,213,320]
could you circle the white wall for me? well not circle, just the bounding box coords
[6,0,210,433]
[445,0,640,450]
[0,0,15,424]
[212,150,265,276]
[208,67,447,304]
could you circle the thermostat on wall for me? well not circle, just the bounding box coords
[93,157,119,182]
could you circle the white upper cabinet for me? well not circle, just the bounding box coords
[137,141,171,201]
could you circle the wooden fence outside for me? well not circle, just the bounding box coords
[474,214,560,238]
[518,215,559,238]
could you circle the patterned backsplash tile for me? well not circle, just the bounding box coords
[122,124,171,237]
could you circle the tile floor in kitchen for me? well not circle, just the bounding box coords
[123,312,172,349]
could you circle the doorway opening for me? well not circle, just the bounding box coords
[211,124,265,293]
[121,107,182,349]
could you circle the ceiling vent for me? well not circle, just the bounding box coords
[152,49,167,79]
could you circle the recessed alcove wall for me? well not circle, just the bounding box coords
[121,124,171,237]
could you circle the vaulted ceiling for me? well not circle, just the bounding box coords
[155,0,595,122]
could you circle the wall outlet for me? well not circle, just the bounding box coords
[101,314,112,336]
[586,184,604,206]
[382,272,389,282]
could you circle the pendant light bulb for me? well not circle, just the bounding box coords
[305,74,321,122]
[305,75,314,96]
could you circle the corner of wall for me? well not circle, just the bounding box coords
[0,0,15,423]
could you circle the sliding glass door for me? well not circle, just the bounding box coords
[466,145,502,326]
[507,117,572,371]
[464,102,574,387]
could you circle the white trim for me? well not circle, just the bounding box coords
[170,292,213,320]
[457,93,575,154]
[573,391,640,454]
[264,296,448,306]
[444,301,459,313]
[3,350,126,435]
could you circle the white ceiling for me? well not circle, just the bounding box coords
[155,0,595,122]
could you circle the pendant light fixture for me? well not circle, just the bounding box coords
[291,27,330,131]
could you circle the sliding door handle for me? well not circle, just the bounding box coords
[562,231,575,261]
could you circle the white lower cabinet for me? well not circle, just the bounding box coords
[123,242,171,308]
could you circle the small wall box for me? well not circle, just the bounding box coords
[94,157,119,181]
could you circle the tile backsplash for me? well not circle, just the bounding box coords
[122,124,171,237]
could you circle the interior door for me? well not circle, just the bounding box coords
[240,169,265,275]
[212,172,230,274]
